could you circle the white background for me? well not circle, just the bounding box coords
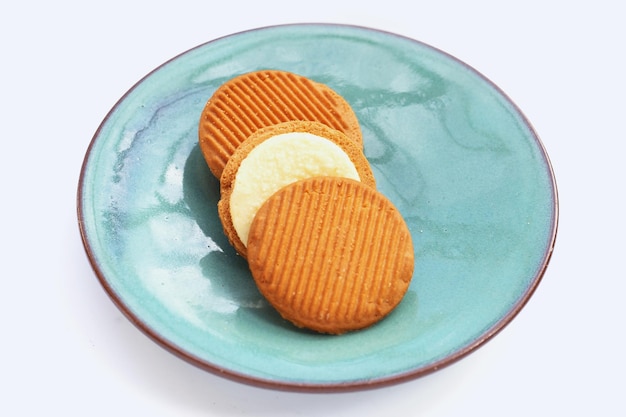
[2,1,624,415]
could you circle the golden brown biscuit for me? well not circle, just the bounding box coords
[198,70,362,179]
[218,120,375,258]
[247,176,414,334]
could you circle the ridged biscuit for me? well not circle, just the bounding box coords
[199,70,362,179]
[218,120,375,258]
[247,176,414,334]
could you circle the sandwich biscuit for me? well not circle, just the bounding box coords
[218,120,375,258]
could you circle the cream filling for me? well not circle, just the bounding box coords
[230,132,361,247]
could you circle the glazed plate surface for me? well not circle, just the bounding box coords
[78,24,558,391]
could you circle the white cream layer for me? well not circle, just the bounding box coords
[230,132,361,246]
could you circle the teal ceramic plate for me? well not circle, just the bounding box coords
[78,24,558,391]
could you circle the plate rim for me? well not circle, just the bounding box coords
[76,22,559,392]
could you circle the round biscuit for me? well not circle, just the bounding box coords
[247,176,414,334]
[218,120,375,258]
[198,70,362,179]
